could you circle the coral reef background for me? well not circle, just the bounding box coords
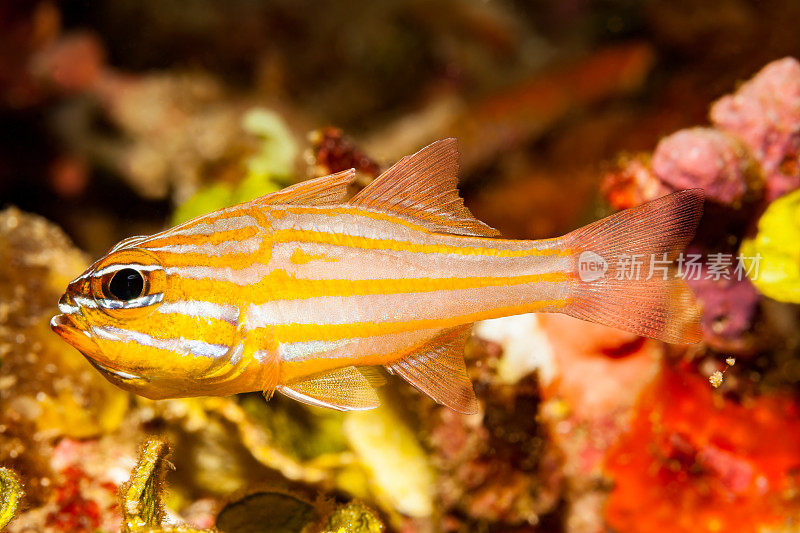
[2,1,800,532]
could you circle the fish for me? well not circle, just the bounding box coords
[50,138,704,414]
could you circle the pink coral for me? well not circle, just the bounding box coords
[652,127,757,206]
[710,57,800,200]
[685,260,760,353]
[603,57,800,207]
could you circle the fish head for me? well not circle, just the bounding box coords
[50,240,211,398]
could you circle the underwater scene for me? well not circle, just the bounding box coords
[2,1,800,532]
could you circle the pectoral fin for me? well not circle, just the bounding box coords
[278,366,385,411]
[386,325,479,414]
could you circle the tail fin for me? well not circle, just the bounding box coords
[563,189,705,344]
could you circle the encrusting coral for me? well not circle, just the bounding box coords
[604,365,800,533]
[0,206,130,515]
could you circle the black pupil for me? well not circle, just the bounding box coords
[109,268,145,301]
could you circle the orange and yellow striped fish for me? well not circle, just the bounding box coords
[51,139,704,413]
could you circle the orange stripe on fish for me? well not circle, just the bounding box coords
[142,225,261,249]
[51,138,704,414]
[290,248,339,264]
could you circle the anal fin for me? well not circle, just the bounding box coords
[387,325,479,414]
[278,366,385,411]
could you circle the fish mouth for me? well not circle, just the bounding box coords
[51,297,150,389]
[51,313,149,387]
[50,312,97,356]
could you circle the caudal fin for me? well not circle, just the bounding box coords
[563,189,705,344]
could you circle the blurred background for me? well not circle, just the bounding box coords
[2,1,800,532]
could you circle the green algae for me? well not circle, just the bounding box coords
[121,438,170,531]
[239,394,349,463]
[121,438,215,533]
[0,467,23,530]
[171,108,295,225]
[321,501,384,533]
[241,108,298,181]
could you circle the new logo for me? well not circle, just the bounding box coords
[578,251,607,282]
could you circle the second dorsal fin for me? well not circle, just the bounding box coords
[254,169,356,207]
[386,325,479,414]
[349,139,500,238]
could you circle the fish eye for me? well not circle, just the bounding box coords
[86,250,165,317]
[108,268,145,301]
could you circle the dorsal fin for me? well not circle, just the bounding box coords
[349,139,500,237]
[278,366,384,411]
[254,169,356,207]
[386,325,479,414]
